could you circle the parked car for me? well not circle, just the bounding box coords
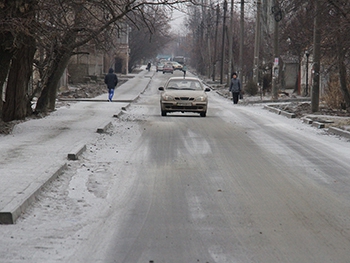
[162,63,174,74]
[156,63,164,72]
[158,77,210,117]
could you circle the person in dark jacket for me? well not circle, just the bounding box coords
[182,64,187,78]
[229,72,241,104]
[104,68,118,101]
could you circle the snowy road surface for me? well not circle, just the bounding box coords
[1,69,350,262]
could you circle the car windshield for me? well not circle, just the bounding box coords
[166,80,202,90]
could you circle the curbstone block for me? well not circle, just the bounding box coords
[97,121,112,133]
[328,127,350,139]
[0,163,67,224]
[312,122,325,129]
[67,144,86,160]
[280,110,296,118]
[264,105,281,115]
[301,117,313,124]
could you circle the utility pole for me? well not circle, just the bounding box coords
[239,0,244,77]
[253,0,261,84]
[305,51,310,96]
[272,29,279,100]
[220,0,227,84]
[212,4,219,81]
[272,0,281,100]
[227,0,234,86]
[312,0,321,112]
[202,0,211,79]
[207,25,211,79]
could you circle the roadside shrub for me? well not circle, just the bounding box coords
[322,78,347,110]
[245,79,259,96]
[262,74,271,95]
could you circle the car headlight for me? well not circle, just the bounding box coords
[162,94,174,101]
[195,96,207,102]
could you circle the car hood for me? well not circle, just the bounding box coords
[162,89,207,98]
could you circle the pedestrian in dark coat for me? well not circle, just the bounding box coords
[229,72,241,104]
[104,68,118,101]
[182,64,187,78]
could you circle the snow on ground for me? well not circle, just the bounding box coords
[0,87,349,262]
[0,108,145,262]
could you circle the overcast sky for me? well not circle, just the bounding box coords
[171,9,187,33]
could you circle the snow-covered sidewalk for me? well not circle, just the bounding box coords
[0,70,153,224]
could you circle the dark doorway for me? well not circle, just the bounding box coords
[115,57,123,73]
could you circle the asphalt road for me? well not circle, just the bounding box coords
[2,68,349,263]
[62,70,350,263]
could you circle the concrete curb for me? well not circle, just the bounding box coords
[112,72,153,118]
[215,90,311,105]
[219,86,350,139]
[328,127,350,139]
[275,110,350,138]
[302,117,333,129]
[280,110,296,118]
[0,163,67,224]
[97,121,112,133]
[67,144,87,160]
[263,105,281,115]
[301,117,313,124]
[58,98,133,103]
[0,71,153,225]
[263,105,296,118]
[311,121,325,129]
[113,104,131,118]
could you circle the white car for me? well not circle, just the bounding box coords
[158,77,210,117]
[156,63,164,72]
[169,61,183,70]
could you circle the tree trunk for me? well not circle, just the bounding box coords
[0,48,13,118]
[2,37,36,122]
[0,0,37,121]
[35,49,72,113]
[337,45,350,108]
[311,0,321,112]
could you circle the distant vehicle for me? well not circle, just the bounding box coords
[159,59,170,64]
[156,63,164,72]
[158,77,210,117]
[173,56,185,65]
[169,61,183,71]
[162,63,174,74]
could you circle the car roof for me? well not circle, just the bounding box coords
[166,77,201,81]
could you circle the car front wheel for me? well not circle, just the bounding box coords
[161,111,167,116]
[200,112,206,117]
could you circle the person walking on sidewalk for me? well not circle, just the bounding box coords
[104,68,118,102]
[229,72,241,104]
[147,62,151,71]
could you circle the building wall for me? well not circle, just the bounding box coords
[67,23,129,83]
[282,63,299,90]
[67,64,89,84]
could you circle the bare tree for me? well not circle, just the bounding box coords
[278,0,350,109]
[128,6,172,71]
[0,0,37,121]
[324,0,350,109]
[0,0,196,121]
